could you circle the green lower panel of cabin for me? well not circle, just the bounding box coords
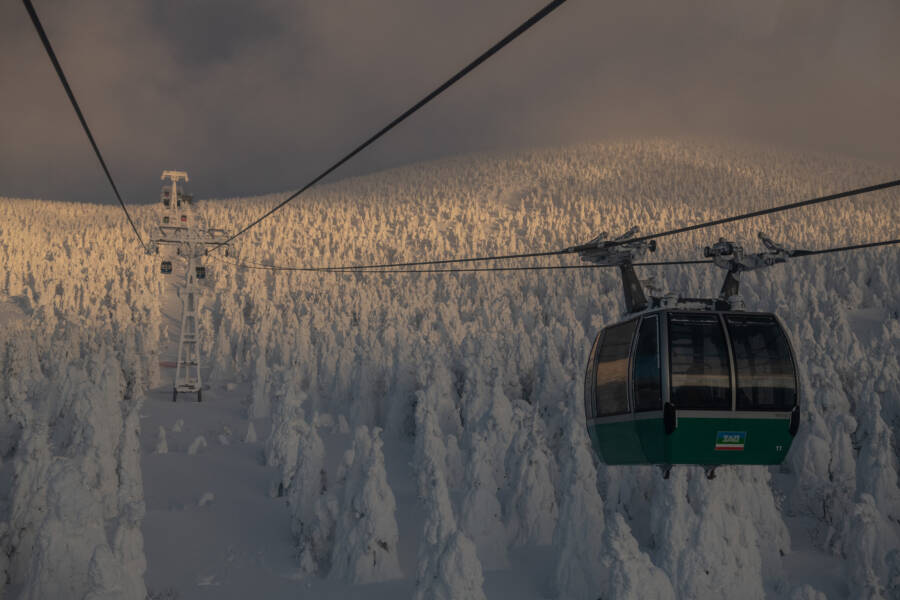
[588,420,647,464]
[589,415,795,465]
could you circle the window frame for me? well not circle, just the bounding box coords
[584,331,602,419]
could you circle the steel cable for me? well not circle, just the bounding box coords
[213,0,570,251]
[244,179,900,271]
[22,0,147,252]
[216,238,898,275]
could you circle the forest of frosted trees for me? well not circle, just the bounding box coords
[1,139,899,598]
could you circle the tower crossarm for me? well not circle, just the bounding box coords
[151,227,230,246]
[161,170,189,183]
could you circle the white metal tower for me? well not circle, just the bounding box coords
[161,170,188,210]
[149,170,228,402]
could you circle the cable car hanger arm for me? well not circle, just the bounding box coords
[568,226,658,313]
[704,232,804,305]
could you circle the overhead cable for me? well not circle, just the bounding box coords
[609,179,900,248]
[218,238,898,275]
[215,256,711,273]
[22,0,147,252]
[790,237,899,257]
[214,0,570,251]
[286,178,900,271]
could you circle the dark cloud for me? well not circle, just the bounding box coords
[2,0,898,204]
[146,1,289,68]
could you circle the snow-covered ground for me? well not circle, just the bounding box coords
[1,139,899,599]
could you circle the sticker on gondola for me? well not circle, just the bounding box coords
[715,431,746,451]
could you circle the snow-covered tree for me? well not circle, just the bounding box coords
[265,366,307,494]
[5,349,145,600]
[648,466,788,599]
[459,431,509,569]
[287,416,334,575]
[247,353,271,418]
[413,396,486,600]
[502,407,557,547]
[552,412,607,600]
[208,320,233,385]
[842,494,896,599]
[329,426,402,583]
[599,513,674,600]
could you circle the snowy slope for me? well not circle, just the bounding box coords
[1,139,899,599]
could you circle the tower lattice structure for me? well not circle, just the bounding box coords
[149,170,228,402]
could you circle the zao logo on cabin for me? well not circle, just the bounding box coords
[715,431,746,451]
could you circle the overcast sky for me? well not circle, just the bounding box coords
[2,0,898,204]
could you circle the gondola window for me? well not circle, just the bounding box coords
[726,315,797,411]
[669,315,731,410]
[594,319,638,416]
[633,316,661,412]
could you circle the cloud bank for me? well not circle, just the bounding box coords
[2,0,898,204]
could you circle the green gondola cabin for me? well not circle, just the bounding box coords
[584,309,799,467]
[576,229,802,474]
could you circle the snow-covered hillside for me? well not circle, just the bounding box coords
[1,139,898,599]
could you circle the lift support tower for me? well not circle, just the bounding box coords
[149,170,229,402]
